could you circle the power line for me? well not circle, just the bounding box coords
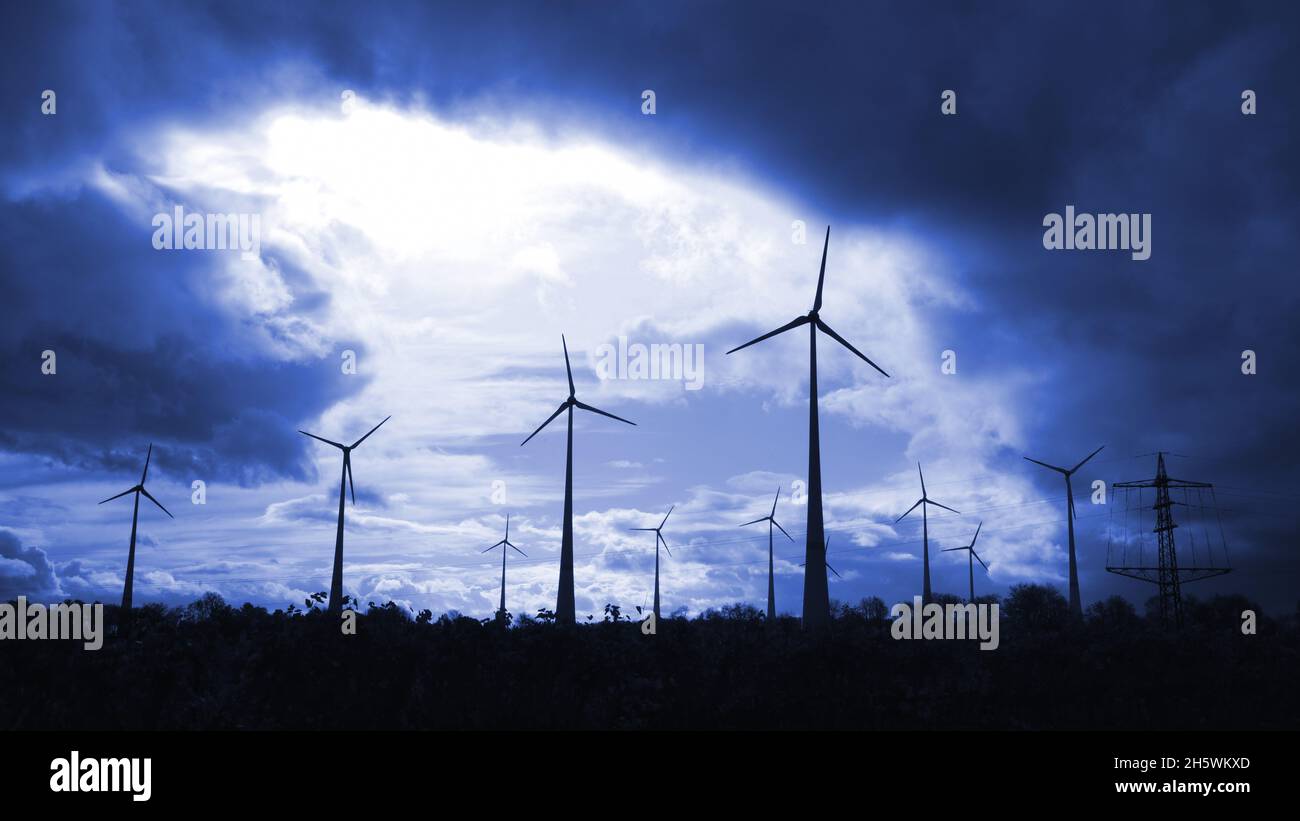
[141,509,1113,586]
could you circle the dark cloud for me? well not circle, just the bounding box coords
[0,184,363,484]
[0,529,62,600]
[0,0,1297,608]
[52,559,99,599]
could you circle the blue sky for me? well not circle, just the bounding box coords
[1,0,1297,619]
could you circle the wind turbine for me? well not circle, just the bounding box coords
[482,514,526,620]
[98,444,173,612]
[942,521,988,602]
[631,506,673,621]
[740,487,793,621]
[895,463,959,605]
[800,536,843,580]
[522,335,635,625]
[298,415,391,614]
[727,226,889,631]
[1023,444,1104,621]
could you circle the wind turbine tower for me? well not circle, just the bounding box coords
[941,521,988,603]
[740,487,793,621]
[98,443,173,612]
[1024,445,1103,621]
[482,514,526,620]
[299,415,391,614]
[631,506,673,621]
[522,335,636,625]
[896,463,959,605]
[727,226,889,631]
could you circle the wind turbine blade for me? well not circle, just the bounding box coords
[630,527,657,532]
[772,518,793,541]
[299,430,346,449]
[814,318,889,377]
[659,533,671,558]
[917,462,926,496]
[350,415,391,449]
[1023,455,1067,474]
[141,443,153,484]
[826,562,842,579]
[725,315,809,355]
[1071,444,1106,474]
[973,551,989,572]
[969,521,983,548]
[504,513,510,541]
[345,453,355,505]
[572,399,636,427]
[895,498,922,523]
[813,225,830,312]
[481,542,503,553]
[941,546,964,553]
[98,487,137,505]
[520,402,568,446]
[510,544,527,557]
[739,517,768,527]
[659,505,674,529]
[562,334,575,396]
[770,487,781,516]
[927,499,960,516]
[139,487,174,519]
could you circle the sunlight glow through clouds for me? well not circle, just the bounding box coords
[55,95,1065,616]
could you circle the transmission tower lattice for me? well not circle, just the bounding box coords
[1107,452,1231,628]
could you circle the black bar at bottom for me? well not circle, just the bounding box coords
[4,730,1287,807]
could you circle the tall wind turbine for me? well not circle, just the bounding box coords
[1023,444,1104,621]
[727,226,889,631]
[942,521,988,602]
[740,487,792,621]
[98,444,173,612]
[522,335,635,625]
[896,463,959,605]
[298,415,391,614]
[631,505,673,621]
[482,514,526,620]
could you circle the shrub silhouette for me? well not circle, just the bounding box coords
[860,596,888,623]
[1185,594,1265,632]
[182,592,233,622]
[1003,583,1070,632]
[1084,595,1142,634]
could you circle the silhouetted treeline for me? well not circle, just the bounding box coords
[1,585,1296,730]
